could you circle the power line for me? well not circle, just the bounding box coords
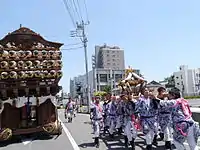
[68,0,80,23]
[61,46,83,51]
[72,0,82,22]
[75,0,83,21]
[62,0,76,27]
[64,42,82,46]
[83,0,89,23]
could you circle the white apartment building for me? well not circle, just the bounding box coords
[69,75,86,98]
[95,44,125,70]
[173,65,200,96]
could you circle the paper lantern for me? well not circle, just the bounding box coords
[9,51,17,58]
[43,70,49,78]
[25,61,32,68]
[0,61,8,68]
[17,51,25,58]
[9,61,17,68]
[33,50,39,57]
[35,60,40,68]
[35,71,42,78]
[56,70,62,78]
[25,51,32,58]
[55,60,62,67]
[18,61,24,68]
[10,71,17,79]
[56,51,62,59]
[1,72,8,79]
[42,60,48,68]
[42,50,47,58]
[18,71,26,79]
[49,70,56,77]
[49,51,54,58]
[2,50,9,58]
[26,71,34,78]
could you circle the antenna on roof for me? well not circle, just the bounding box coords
[20,24,22,28]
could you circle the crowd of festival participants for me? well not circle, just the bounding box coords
[90,87,200,150]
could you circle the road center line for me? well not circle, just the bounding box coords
[58,117,80,150]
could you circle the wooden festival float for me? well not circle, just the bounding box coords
[0,27,63,141]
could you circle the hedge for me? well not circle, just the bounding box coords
[184,95,200,99]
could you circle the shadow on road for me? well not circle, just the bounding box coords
[79,142,95,148]
[78,131,174,150]
[0,136,21,147]
[83,121,92,125]
[0,133,57,147]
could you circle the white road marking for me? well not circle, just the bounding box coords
[21,138,33,145]
[58,117,80,150]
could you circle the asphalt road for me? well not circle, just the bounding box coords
[2,109,200,150]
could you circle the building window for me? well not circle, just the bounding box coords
[177,83,180,85]
[100,85,106,91]
[181,75,183,79]
[115,74,123,81]
[112,55,115,57]
[176,76,179,79]
[107,54,109,57]
[100,74,107,82]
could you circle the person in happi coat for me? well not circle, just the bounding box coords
[157,87,173,149]
[92,97,103,148]
[115,95,124,135]
[102,93,111,134]
[108,96,117,138]
[156,88,200,150]
[135,87,159,150]
[123,93,137,149]
[65,98,74,122]
[90,98,96,121]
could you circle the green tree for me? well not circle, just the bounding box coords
[103,85,111,93]
[93,91,107,97]
[165,75,175,88]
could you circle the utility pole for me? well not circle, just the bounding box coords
[71,20,90,113]
[92,55,96,92]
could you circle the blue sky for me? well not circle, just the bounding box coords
[1,0,200,92]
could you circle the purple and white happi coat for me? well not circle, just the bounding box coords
[135,96,159,135]
[159,99,200,144]
[116,100,124,129]
[102,101,110,127]
[108,101,117,119]
[158,103,172,132]
[123,100,138,141]
[92,104,103,137]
